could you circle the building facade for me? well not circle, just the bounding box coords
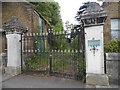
[1,2,50,53]
[102,2,120,44]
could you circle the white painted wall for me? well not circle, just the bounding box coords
[85,25,104,74]
[6,34,21,67]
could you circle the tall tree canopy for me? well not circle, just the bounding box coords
[31,2,63,32]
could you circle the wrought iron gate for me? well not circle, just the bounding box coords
[22,28,85,81]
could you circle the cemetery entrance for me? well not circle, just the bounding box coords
[22,28,85,81]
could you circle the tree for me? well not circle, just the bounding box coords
[31,2,63,32]
[75,1,91,22]
[31,2,65,50]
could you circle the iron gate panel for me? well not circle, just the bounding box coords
[22,30,85,81]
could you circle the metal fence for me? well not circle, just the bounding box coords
[22,29,85,81]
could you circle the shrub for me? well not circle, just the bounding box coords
[104,40,120,53]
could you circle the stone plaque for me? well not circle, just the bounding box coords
[88,40,100,48]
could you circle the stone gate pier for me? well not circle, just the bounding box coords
[80,2,109,86]
[3,17,27,76]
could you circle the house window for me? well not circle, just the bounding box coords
[111,19,120,40]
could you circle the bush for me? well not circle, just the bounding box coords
[104,40,120,53]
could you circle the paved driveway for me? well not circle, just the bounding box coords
[2,74,85,88]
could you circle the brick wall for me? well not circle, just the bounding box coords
[1,2,49,53]
[103,2,120,44]
[2,2,39,32]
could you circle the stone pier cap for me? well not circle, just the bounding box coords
[2,16,28,34]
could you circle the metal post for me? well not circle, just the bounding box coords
[21,34,23,72]
[81,20,86,81]
[104,53,106,74]
[49,29,52,74]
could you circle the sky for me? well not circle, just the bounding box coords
[54,0,103,28]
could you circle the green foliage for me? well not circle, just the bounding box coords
[24,53,86,79]
[52,59,68,71]
[51,38,70,50]
[32,2,63,32]
[25,53,70,72]
[104,40,120,53]
[76,60,86,82]
[75,1,91,21]
[25,54,49,70]
[79,2,90,10]
[31,2,65,50]
[71,38,78,50]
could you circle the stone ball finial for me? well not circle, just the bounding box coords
[2,16,28,34]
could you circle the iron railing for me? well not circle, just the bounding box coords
[22,30,85,81]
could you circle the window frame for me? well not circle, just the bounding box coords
[110,18,120,40]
